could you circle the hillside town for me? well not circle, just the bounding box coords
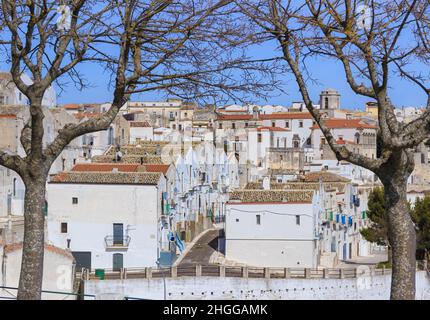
[1,72,430,299]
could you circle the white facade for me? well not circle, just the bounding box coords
[0,72,56,108]
[47,179,166,270]
[225,201,319,268]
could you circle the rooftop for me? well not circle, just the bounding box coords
[130,121,151,128]
[229,190,314,203]
[50,171,162,185]
[300,171,351,183]
[3,243,74,260]
[259,112,313,120]
[310,119,377,129]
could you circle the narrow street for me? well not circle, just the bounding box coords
[177,229,223,266]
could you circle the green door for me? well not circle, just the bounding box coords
[113,253,123,271]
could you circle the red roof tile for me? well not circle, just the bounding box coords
[143,164,170,175]
[259,112,313,120]
[217,114,253,121]
[257,126,289,132]
[336,139,356,145]
[3,243,74,259]
[63,103,80,109]
[0,114,17,119]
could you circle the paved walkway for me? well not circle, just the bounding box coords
[176,229,222,266]
[338,251,388,268]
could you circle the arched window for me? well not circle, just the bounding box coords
[355,132,360,144]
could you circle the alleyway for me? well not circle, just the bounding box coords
[176,229,223,266]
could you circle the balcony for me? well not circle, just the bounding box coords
[104,235,131,251]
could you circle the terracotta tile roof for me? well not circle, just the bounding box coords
[244,181,347,192]
[50,172,162,185]
[302,171,350,183]
[229,190,314,203]
[336,139,356,145]
[0,114,17,119]
[3,243,74,259]
[259,112,313,120]
[220,109,248,113]
[217,114,253,121]
[72,163,140,172]
[310,119,377,129]
[63,103,80,110]
[142,164,170,175]
[130,121,151,127]
[92,155,164,164]
[257,126,289,132]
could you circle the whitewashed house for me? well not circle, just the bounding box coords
[47,168,168,270]
[0,242,75,300]
[225,189,319,268]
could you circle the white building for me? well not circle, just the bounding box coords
[0,242,75,300]
[225,189,319,268]
[0,72,56,108]
[47,169,168,270]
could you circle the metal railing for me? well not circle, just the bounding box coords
[77,264,395,282]
[104,235,131,248]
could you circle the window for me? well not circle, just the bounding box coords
[285,121,289,128]
[113,253,123,271]
[256,215,261,225]
[219,123,223,129]
[232,123,236,129]
[72,197,78,204]
[296,215,301,225]
[257,133,262,143]
[245,122,248,127]
[13,178,17,197]
[235,218,239,222]
[272,122,276,127]
[325,97,329,109]
[61,222,68,233]
[299,120,303,128]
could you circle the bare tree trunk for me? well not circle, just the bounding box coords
[379,150,416,300]
[17,172,47,300]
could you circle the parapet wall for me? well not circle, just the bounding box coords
[84,271,430,300]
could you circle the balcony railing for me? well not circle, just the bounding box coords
[104,235,131,251]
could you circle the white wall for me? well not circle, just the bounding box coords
[225,203,317,267]
[0,247,74,300]
[83,271,430,300]
[47,183,162,269]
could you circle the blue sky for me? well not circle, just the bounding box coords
[1,43,427,111]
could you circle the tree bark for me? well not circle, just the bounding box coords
[17,173,47,300]
[379,150,416,300]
